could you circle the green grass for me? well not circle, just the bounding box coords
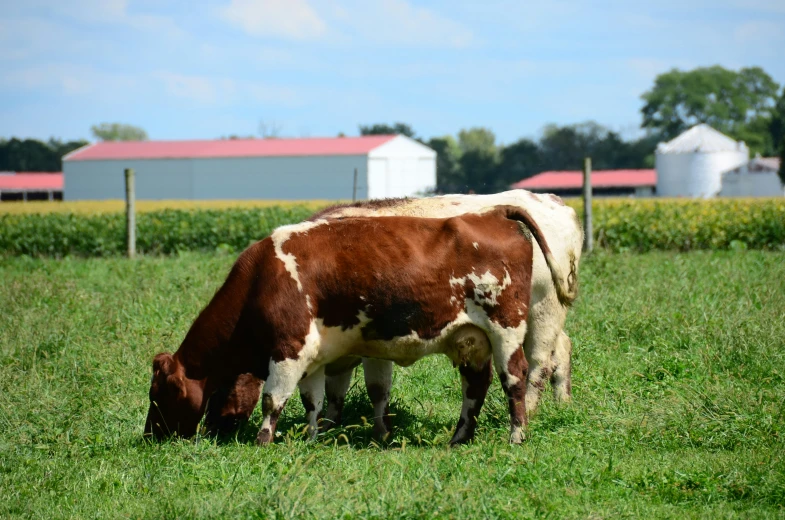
[1,251,784,518]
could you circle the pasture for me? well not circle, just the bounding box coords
[1,250,784,518]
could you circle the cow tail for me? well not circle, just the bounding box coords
[498,205,578,306]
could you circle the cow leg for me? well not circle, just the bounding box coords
[363,358,394,441]
[298,366,325,440]
[523,297,565,415]
[449,360,493,445]
[323,357,362,430]
[550,332,573,403]
[492,335,529,444]
[323,369,352,430]
[256,359,308,445]
[205,373,263,436]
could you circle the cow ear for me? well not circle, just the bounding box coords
[167,374,188,399]
[152,353,174,375]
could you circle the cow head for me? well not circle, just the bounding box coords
[144,353,206,440]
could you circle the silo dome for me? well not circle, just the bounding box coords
[655,124,748,198]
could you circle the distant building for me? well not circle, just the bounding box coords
[511,169,657,197]
[63,135,436,201]
[656,124,748,198]
[720,156,783,197]
[0,172,63,201]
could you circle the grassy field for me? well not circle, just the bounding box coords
[1,251,784,518]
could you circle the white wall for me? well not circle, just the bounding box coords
[367,135,436,198]
[720,169,784,197]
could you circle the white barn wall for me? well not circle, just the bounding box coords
[63,135,435,201]
[368,135,436,198]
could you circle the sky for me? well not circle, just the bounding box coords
[1,0,784,145]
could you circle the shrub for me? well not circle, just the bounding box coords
[565,198,785,252]
[0,198,783,257]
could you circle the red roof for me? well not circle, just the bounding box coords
[0,173,63,191]
[64,135,398,161]
[511,169,657,190]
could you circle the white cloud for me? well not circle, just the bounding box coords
[6,0,185,37]
[154,71,302,106]
[734,21,785,47]
[155,72,236,103]
[218,0,327,40]
[0,64,137,96]
[327,0,475,48]
[216,0,473,48]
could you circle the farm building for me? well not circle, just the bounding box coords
[656,124,748,198]
[511,169,657,197]
[63,135,436,201]
[0,172,63,201]
[720,156,783,197]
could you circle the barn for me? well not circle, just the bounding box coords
[62,135,436,201]
[0,172,63,202]
[511,169,657,197]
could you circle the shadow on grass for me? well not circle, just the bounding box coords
[207,389,459,449]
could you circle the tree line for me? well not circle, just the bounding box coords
[3,66,784,187]
[361,66,785,192]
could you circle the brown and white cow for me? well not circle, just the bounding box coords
[204,190,582,439]
[146,205,571,444]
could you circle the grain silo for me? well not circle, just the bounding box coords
[655,124,748,198]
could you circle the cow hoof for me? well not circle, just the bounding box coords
[372,426,391,443]
[509,430,525,444]
[256,429,274,445]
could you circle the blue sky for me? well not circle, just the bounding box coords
[1,0,784,144]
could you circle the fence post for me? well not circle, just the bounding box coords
[582,157,593,252]
[352,168,358,202]
[125,168,136,258]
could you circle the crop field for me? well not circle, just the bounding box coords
[0,199,334,215]
[1,250,783,518]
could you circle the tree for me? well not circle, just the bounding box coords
[259,119,283,139]
[641,66,780,154]
[359,123,417,139]
[537,121,658,171]
[428,135,464,193]
[0,137,87,171]
[497,138,541,185]
[457,128,499,193]
[772,89,785,185]
[91,123,148,142]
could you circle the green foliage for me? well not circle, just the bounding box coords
[90,122,148,142]
[428,135,464,193]
[1,199,783,257]
[641,66,780,155]
[1,251,783,517]
[771,89,785,186]
[0,206,317,257]
[0,137,88,171]
[359,122,417,139]
[458,128,499,193]
[566,198,785,252]
[497,138,541,185]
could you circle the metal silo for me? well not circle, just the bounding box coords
[655,124,748,198]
